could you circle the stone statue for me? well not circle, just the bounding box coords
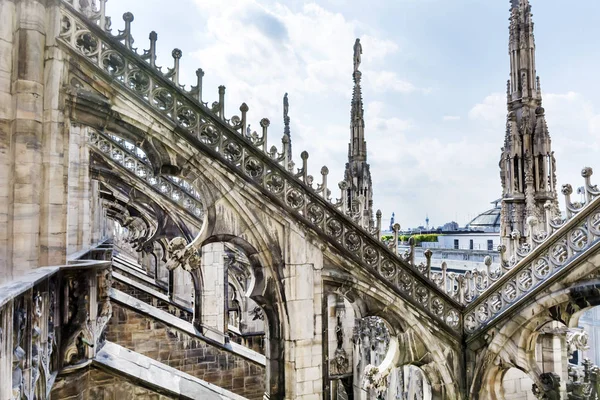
[283,93,289,120]
[567,328,590,357]
[532,372,561,400]
[353,38,362,72]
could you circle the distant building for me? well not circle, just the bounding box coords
[465,200,501,233]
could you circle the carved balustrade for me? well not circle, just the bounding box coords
[387,167,600,335]
[57,0,462,333]
[460,168,600,335]
[88,129,205,221]
[0,257,112,399]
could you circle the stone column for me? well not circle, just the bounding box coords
[90,180,105,244]
[283,227,324,400]
[538,329,569,398]
[0,0,16,285]
[200,242,227,344]
[66,125,92,256]
[40,1,69,266]
[0,0,69,283]
[0,300,14,400]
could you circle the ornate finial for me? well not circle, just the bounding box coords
[142,31,158,67]
[115,12,135,50]
[218,85,226,119]
[283,93,289,121]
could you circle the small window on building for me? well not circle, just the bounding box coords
[487,240,494,251]
[469,239,474,250]
[454,239,459,250]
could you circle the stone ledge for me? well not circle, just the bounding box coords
[94,341,247,400]
[0,266,59,308]
[110,288,267,366]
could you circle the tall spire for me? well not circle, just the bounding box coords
[500,0,559,247]
[343,38,373,229]
[349,38,367,162]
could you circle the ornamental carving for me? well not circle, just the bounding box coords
[532,372,561,400]
[165,237,201,272]
[567,328,590,357]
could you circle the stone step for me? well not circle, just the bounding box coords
[107,288,266,400]
[113,253,148,274]
[95,341,247,400]
[112,270,193,323]
[111,257,169,294]
[113,251,142,267]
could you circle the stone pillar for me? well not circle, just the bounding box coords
[67,125,92,256]
[40,1,69,267]
[0,300,14,400]
[0,0,16,285]
[201,242,227,344]
[283,228,324,400]
[90,180,101,244]
[0,0,68,283]
[538,329,569,398]
[172,264,194,307]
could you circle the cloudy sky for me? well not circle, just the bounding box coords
[104,0,600,229]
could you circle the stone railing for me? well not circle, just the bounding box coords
[462,168,600,335]
[0,256,112,400]
[57,0,462,333]
[89,129,204,221]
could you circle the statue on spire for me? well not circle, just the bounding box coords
[283,92,291,155]
[353,38,362,72]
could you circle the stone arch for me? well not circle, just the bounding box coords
[322,271,461,399]
[198,234,284,399]
[470,279,600,399]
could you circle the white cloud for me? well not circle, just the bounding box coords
[468,93,505,122]
[365,70,429,94]
[443,115,460,121]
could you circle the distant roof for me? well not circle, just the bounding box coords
[466,203,501,233]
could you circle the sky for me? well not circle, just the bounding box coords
[103,0,600,229]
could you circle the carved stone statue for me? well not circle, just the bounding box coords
[333,347,349,375]
[353,38,362,72]
[165,237,201,272]
[567,328,590,357]
[283,93,289,120]
[251,306,264,321]
[532,372,561,400]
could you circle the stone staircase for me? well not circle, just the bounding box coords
[103,253,267,400]
[52,341,246,400]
